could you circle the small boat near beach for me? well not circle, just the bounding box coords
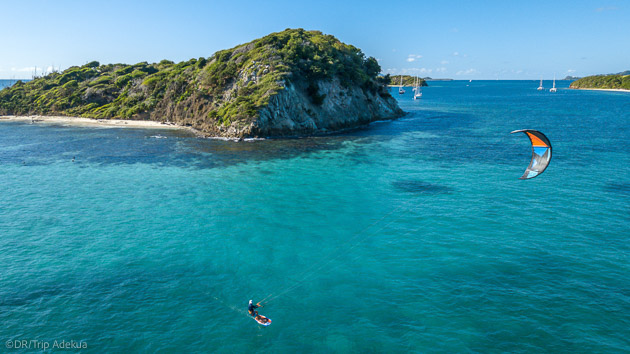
[550,75,557,93]
[537,78,544,90]
[398,76,405,94]
[413,76,422,100]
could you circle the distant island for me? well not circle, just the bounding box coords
[0,29,403,138]
[386,75,428,87]
[563,76,581,80]
[570,70,630,91]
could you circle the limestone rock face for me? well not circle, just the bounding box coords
[254,79,402,137]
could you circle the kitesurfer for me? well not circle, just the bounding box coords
[248,300,262,317]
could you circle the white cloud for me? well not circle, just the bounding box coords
[388,67,433,75]
[596,6,617,12]
[11,66,35,72]
[409,67,432,74]
[567,69,576,73]
[10,66,59,75]
[456,68,478,76]
[453,52,459,56]
[441,60,449,65]
[435,67,447,73]
[406,54,423,62]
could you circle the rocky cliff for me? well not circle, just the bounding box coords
[0,29,403,138]
[222,77,401,137]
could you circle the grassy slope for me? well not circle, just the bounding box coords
[388,75,428,87]
[570,73,630,90]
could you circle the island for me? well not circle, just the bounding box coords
[386,75,428,87]
[570,71,630,91]
[424,78,453,81]
[0,29,403,138]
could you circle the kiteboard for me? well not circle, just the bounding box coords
[253,315,272,326]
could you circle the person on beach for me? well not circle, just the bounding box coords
[248,300,262,317]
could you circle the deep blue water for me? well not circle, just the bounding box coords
[0,79,23,89]
[1,80,629,352]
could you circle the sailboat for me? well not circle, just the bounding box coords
[413,76,422,100]
[398,76,405,94]
[549,75,557,92]
[537,78,544,90]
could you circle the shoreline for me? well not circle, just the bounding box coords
[570,88,630,93]
[0,115,199,133]
[0,114,404,141]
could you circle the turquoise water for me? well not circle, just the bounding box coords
[1,80,629,352]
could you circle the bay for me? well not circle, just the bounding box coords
[1,80,628,352]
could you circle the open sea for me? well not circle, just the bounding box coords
[1,79,628,352]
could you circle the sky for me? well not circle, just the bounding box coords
[1,0,628,79]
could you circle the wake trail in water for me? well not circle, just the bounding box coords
[208,294,250,318]
[258,203,413,304]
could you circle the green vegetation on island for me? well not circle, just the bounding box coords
[570,71,630,90]
[387,75,428,87]
[0,28,400,137]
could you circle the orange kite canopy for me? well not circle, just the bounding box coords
[525,131,550,147]
[511,129,552,179]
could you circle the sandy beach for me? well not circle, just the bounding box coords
[0,115,193,131]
